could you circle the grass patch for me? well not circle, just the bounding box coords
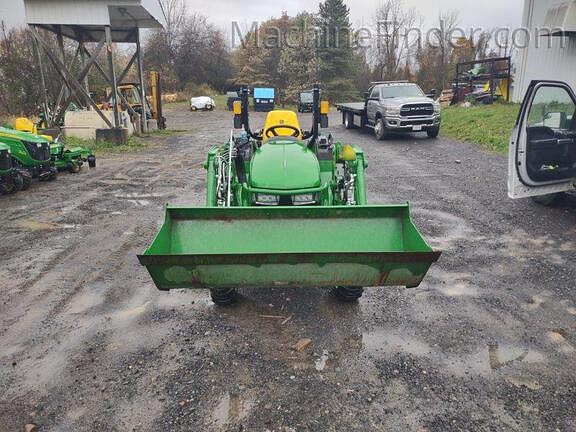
[63,129,178,154]
[441,103,520,154]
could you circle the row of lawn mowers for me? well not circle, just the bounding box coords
[0,118,96,195]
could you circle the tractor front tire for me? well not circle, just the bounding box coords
[427,126,440,139]
[11,172,24,193]
[87,156,96,168]
[333,286,364,303]
[48,167,58,181]
[374,118,387,141]
[210,288,238,306]
[68,163,81,174]
[19,170,32,190]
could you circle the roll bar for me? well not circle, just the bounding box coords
[234,84,328,142]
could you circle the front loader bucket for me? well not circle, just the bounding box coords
[138,205,441,291]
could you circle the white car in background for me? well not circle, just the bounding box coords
[190,96,216,112]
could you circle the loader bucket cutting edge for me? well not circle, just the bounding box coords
[138,205,441,290]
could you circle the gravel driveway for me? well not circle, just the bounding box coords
[1,107,575,431]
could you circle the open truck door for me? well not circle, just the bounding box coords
[508,80,576,202]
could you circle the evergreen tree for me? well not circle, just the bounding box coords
[316,0,357,101]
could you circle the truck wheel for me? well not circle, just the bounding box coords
[19,170,32,190]
[345,112,355,129]
[333,286,364,302]
[427,126,440,138]
[210,288,238,306]
[191,106,197,112]
[205,104,214,111]
[532,193,564,206]
[374,118,387,141]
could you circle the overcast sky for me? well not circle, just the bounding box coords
[3,0,524,36]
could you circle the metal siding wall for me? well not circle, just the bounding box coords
[25,0,111,25]
[514,0,576,101]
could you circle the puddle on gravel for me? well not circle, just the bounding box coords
[315,350,330,372]
[64,281,107,315]
[428,271,478,297]
[362,330,431,357]
[446,343,545,376]
[13,219,76,231]
[212,392,254,428]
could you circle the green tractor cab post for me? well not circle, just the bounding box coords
[0,142,32,194]
[139,85,441,304]
[0,127,57,181]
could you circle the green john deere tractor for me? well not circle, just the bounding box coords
[0,142,32,195]
[0,127,58,182]
[139,85,441,305]
[13,118,96,173]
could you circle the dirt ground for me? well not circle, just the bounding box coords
[1,107,575,432]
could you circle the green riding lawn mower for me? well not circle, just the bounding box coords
[0,142,32,195]
[14,118,96,173]
[139,85,441,305]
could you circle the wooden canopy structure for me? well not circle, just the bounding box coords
[24,0,165,136]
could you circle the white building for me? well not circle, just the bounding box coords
[514,0,576,101]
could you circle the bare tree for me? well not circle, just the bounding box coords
[371,0,419,80]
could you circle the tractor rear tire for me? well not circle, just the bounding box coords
[19,170,32,190]
[210,288,238,306]
[333,286,364,303]
[374,118,387,141]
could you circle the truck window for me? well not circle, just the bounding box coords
[527,86,576,130]
[381,85,425,99]
[369,87,380,99]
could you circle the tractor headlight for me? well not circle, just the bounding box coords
[292,194,317,206]
[255,194,280,206]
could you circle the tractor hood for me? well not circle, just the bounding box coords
[250,139,321,190]
[0,126,47,144]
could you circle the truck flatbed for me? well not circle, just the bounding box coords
[335,102,366,115]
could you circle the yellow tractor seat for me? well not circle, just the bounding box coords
[262,110,303,143]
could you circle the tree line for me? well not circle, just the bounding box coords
[0,0,512,116]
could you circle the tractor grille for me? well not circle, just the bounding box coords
[0,149,12,171]
[23,141,51,162]
[400,103,434,117]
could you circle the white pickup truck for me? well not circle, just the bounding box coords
[508,80,576,205]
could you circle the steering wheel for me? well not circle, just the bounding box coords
[265,125,301,139]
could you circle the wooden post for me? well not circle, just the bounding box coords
[136,28,148,134]
[105,26,120,128]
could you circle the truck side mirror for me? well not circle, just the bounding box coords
[364,92,369,99]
